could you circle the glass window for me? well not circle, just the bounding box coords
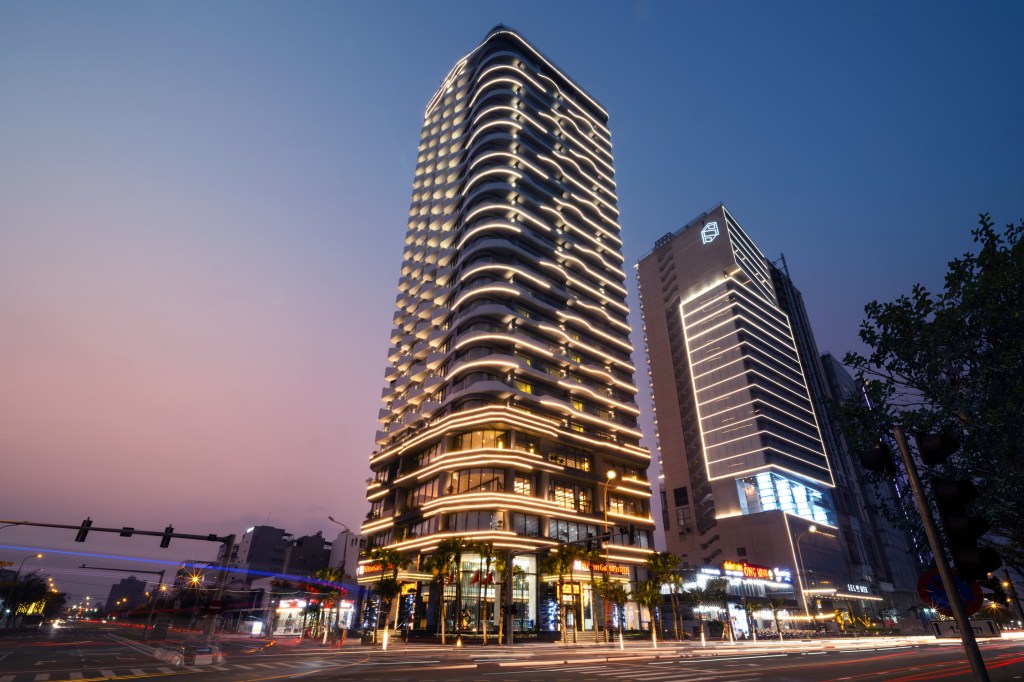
[511,513,540,537]
[452,430,508,451]
[450,467,504,494]
[449,511,500,532]
[550,445,592,472]
[549,479,594,513]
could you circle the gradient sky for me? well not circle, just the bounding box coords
[2,0,1021,602]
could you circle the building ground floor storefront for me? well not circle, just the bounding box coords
[269,597,358,638]
[358,552,644,637]
[665,563,899,640]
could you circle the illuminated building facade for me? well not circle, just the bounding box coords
[360,27,655,634]
[638,205,886,624]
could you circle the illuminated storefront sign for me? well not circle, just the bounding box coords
[846,583,869,594]
[721,560,793,584]
[572,559,630,576]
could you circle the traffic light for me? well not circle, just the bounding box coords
[74,517,92,542]
[160,525,174,548]
[860,441,897,476]
[916,431,960,466]
[931,477,1001,581]
[918,430,1001,581]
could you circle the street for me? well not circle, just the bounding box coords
[2,622,1024,681]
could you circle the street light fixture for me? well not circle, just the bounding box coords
[15,553,43,579]
[795,525,817,618]
[601,470,618,644]
[328,516,353,579]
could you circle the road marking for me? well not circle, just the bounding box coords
[69,674,84,680]
[0,676,13,682]
[33,674,51,682]
[100,670,116,678]
[233,664,256,670]
[157,667,174,673]
[130,669,146,675]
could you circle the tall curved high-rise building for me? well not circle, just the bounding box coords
[359,26,655,635]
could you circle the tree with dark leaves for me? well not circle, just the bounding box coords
[841,214,1024,572]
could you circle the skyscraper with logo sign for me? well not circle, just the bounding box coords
[638,204,889,625]
[359,26,655,635]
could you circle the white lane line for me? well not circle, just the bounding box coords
[33,674,51,682]
[100,670,116,678]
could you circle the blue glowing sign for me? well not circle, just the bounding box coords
[701,222,720,244]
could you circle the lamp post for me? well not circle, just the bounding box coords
[795,525,817,620]
[327,516,352,579]
[327,516,354,641]
[601,470,617,644]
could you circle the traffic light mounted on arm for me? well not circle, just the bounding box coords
[860,441,897,476]
[160,525,174,548]
[918,431,1002,582]
[74,517,92,542]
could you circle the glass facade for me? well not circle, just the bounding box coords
[736,472,836,525]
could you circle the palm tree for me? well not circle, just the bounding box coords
[580,545,606,643]
[422,538,460,644]
[311,567,347,642]
[682,577,729,646]
[493,551,526,645]
[471,540,496,645]
[606,581,628,635]
[631,579,663,648]
[594,576,619,643]
[766,595,787,641]
[365,546,410,637]
[540,544,583,643]
[645,551,681,641]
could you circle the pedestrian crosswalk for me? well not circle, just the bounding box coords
[489,662,762,682]
[0,657,332,682]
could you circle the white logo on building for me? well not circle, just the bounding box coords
[701,221,720,244]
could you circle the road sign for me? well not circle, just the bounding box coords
[931,618,1000,638]
[918,568,983,617]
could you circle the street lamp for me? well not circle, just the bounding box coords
[327,516,352,578]
[795,525,817,619]
[328,516,356,639]
[601,470,617,644]
[15,553,43,580]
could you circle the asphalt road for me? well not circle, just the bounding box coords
[1,622,1023,681]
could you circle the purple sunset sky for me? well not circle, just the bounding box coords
[2,1,1021,601]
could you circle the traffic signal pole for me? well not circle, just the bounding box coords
[891,427,990,682]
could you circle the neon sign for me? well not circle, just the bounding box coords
[721,560,792,584]
[701,222,720,244]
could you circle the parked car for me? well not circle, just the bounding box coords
[153,643,224,667]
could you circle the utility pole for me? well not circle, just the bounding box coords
[891,427,990,682]
[203,534,236,639]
